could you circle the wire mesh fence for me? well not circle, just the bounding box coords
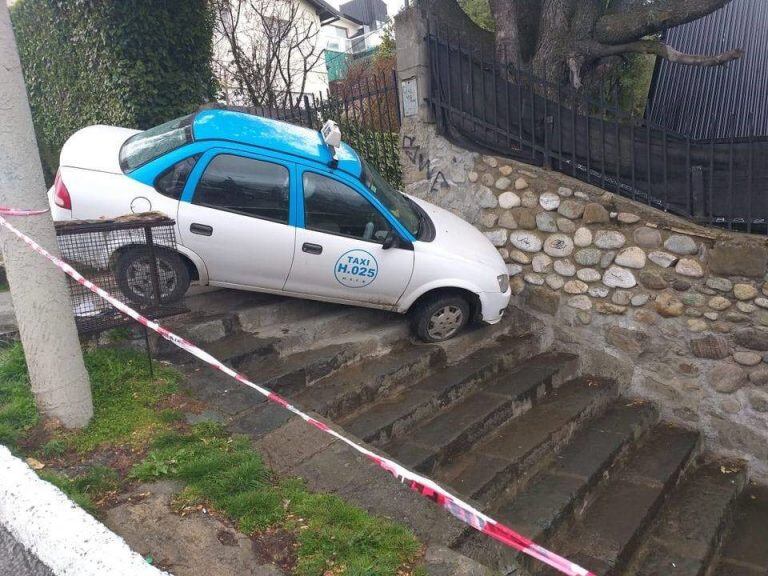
[55,214,186,335]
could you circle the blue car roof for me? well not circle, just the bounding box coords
[192,109,362,177]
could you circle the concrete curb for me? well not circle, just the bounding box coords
[0,445,168,576]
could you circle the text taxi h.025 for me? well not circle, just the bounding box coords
[48,110,511,342]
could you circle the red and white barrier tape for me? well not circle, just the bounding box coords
[0,208,595,576]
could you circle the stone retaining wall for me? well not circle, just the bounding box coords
[401,121,768,481]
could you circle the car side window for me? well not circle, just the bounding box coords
[303,172,391,243]
[193,154,289,223]
[154,154,201,200]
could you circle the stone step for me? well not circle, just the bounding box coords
[290,344,446,421]
[626,458,747,576]
[458,400,658,572]
[711,482,768,576]
[382,352,579,474]
[539,425,700,575]
[339,334,543,445]
[436,376,617,503]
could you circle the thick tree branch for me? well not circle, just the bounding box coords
[595,0,734,44]
[585,39,744,66]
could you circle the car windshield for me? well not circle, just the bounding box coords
[361,160,420,237]
[119,115,194,172]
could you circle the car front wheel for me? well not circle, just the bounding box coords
[412,294,471,343]
[115,247,190,305]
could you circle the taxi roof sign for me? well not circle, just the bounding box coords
[321,120,342,149]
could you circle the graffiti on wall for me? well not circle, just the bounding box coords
[402,134,451,194]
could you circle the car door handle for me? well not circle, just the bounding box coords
[302,242,323,255]
[190,223,213,236]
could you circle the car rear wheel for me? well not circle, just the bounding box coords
[412,294,470,343]
[115,247,190,305]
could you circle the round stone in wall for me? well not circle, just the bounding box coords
[498,191,521,209]
[495,177,512,190]
[612,290,632,306]
[554,259,576,277]
[582,203,610,224]
[755,297,768,309]
[631,293,649,306]
[647,251,677,268]
[481,173,495,187]
[633,227,662,248]
[617,212,641,224]
[476,185,499,208]
[589,286,609,298]
[614,246,646,269]
[532,253,553,273]
[575,248,602,266]
[557,186,573,197]
[484,229,508,247]
[536,212,558,233]
[482,155,498,167]
[600,250,617,269]
[706,277,733,292]
[733,283,758,301]
[577,268,601,283]
[568,295,592,310]
[499,165,513,176]
[543,234,575,257]
[481,212,498,228]
[468,171,479,183]
[545,273,565,290]
[664,234,698,255]
[509,230,543,253]
[557,218,577,233]
[564,279,589,294]
[499,212,518,229]
[675,258,704,278]
[507,263,523,276]
[594,230,626,250]
[539,192,561,211]
[602,265,637,289]
[510,249,531,264]
[524,273,544,285]
[734,351,762,366]
[708,296,732,311]
[514,177,529,190]
[574,227,593,247]
[557,199,585,220]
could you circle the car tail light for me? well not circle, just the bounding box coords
[53,170,71,210]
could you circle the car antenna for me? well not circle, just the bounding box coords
[321,120,341,169]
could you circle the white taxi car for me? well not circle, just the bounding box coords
[48,110,510,342]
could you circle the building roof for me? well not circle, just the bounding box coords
[305,0,343,25]
[339,0,388,27]
[646,0,768,139]
[192,110,361,176]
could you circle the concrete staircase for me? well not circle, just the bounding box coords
[159,289,767,576]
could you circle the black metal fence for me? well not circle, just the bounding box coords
[427,27,768,234]
[229,72,403,188]
[55,214,185,335]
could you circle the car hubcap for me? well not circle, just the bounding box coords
[427,305,464,340]
[126,258,177,301]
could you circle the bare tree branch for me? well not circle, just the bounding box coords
[584,39,744,66]
[595,0,734,44]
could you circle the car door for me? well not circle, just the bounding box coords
[284,167,414,307]
[176,151,296,291]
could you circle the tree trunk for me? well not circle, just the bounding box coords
[0,4,93,428]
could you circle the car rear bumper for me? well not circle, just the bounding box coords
[479,289,511,324]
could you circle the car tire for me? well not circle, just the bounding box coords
[412,293,471,343]
[115,247,190,305]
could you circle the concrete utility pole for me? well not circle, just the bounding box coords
[0,3,93,428]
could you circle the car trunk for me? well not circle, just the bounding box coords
[59,125,139,174]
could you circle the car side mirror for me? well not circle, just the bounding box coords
[382,230,397,250]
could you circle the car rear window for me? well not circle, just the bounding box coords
[119,115,194,172]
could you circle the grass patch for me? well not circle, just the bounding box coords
[0,345,38,448]
[132,423,422,575]
[0,343,179,453]
[38,465,119,513]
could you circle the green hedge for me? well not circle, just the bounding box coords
[11,0,216,180]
